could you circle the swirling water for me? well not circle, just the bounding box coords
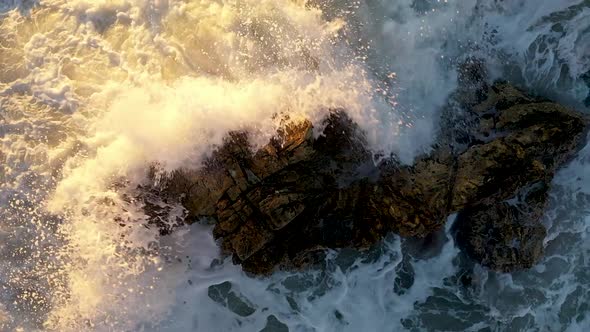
[0,0,589,331]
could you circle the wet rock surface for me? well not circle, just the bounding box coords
[159,79,587,275]
[453,182,549,272]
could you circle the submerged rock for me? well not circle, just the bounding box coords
[159,80,587,275]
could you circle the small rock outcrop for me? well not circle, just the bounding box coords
[157,74,587,275]
[454,182,549,272]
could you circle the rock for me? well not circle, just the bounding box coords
[451,101,584,209]
[370,147,455,237]
[207,281,257,317]
[160,111,379,274]
[156,79,587,275]
[453,182,548,271]
[447,80,586,271]
[451,137,546,210]
[260,315,289,332]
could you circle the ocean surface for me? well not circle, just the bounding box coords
[0,0,589,331]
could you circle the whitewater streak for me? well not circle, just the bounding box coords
[1,0,589,331]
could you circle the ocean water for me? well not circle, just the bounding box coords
[0,0,589,331]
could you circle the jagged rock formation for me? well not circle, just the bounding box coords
[159,75,587,275]
[454,182,549,272]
